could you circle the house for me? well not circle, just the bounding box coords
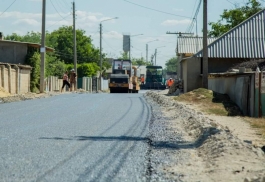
[177,9,265,116]
[177,36,217,92]
[178,9,265,93]
[0,34,54,94]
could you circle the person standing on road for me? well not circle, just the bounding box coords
[70,69,77,91]
[61,71,70,92]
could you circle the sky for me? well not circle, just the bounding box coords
[0,0,264,67]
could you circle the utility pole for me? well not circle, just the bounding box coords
[40,0,46,93]
[146,44,148,63]
[202,0,208,89]
[73,1,77,74]
[99,23,102,90]
[154,49,157,66]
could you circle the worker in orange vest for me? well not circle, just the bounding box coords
[167,78,174,88]
[141,76,145,85]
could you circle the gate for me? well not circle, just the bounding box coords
[92,77,98,92]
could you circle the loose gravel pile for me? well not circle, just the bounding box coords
[145,91,265,182]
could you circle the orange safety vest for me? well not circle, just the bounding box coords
[141,77,144,82]
[167,79,174,87]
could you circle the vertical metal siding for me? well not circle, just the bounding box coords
[196,9,265,58]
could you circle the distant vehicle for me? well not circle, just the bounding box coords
[109,59,140,93]
[140,65,166,90]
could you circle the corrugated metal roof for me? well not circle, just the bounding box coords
[195,9,265,58]
[177,37,217,54]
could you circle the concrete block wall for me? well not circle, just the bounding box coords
[20,69,30,94]
[0,64,31,94]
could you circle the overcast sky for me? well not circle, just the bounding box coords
[1,0,264,66]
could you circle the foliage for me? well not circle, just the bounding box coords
[25,48,40,93]
[165,57,178,72]
[77,63,100,77]
[45,53,65,77]
[131,57,152,66]
[119,52,129,59]
[208,0,263,37]
[5,31,41,43]
[46,26,100,64]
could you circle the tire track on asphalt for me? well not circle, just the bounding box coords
[76,96,151,182]
[36,95,135,181]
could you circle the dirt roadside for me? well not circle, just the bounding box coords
[150,90,265,182]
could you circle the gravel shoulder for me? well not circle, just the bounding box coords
[145,91,265,182]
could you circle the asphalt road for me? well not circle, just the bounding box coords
[0,93,151,182]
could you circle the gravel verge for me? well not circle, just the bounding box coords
[145,91,265,182]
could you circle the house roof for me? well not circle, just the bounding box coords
[176,36,217,56]
[195,9,265,58]
[0,40,54,52]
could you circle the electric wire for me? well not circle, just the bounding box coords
[123,0,192,19]
[0,0,17,17]
[49,0,68,20]
[47,13,72,29]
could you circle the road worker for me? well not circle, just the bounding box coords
[141,76,145,85]
[167,78,174,88]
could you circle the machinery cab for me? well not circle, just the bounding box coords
[112,59,132,76]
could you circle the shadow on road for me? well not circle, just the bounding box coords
[40,127,220,150]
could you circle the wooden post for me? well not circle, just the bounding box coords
[259,72,262,117]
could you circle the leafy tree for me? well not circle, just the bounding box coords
[208,0,263,37]
[165,57,178,73]
[77,63,100,77]
[25,48,40,93]
[45,53,65,77]
[119,51,129,59]
[131,57,152,66]
[46,26,100,64]
[5,31,41,43]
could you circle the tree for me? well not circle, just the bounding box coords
[131,57,151,66]
[77,63,100,77]
[5,31,41,43]
[208,0,263,37]
[46,26,100,64]
[165,57,178,73]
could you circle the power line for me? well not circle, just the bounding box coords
[123,0,192,19]
[46,13,71,29]
[0,0,17,17]
[49,0,67,19]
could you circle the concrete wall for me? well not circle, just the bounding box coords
[182,57,202,93]
[208,74,254,116]
[0,42,28,64]
[0,64,31,94]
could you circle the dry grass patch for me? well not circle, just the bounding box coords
[244,117,265,138]
[173,88,242,116]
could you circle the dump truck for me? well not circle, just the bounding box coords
[109,59,140,93]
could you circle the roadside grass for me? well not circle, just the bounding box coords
[173,88,265,138]
[173,88,242,116]
[244,117,265,138]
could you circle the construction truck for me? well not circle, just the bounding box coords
[140,65,166,90]
[109,59,140,93]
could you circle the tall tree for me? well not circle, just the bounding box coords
[46,26,100,64]
[165,57,178,73]
[208,0,263,37]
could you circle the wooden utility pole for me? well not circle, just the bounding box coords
[40,0,46,93]
[202,0,208,89]
[73,1,77,73]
